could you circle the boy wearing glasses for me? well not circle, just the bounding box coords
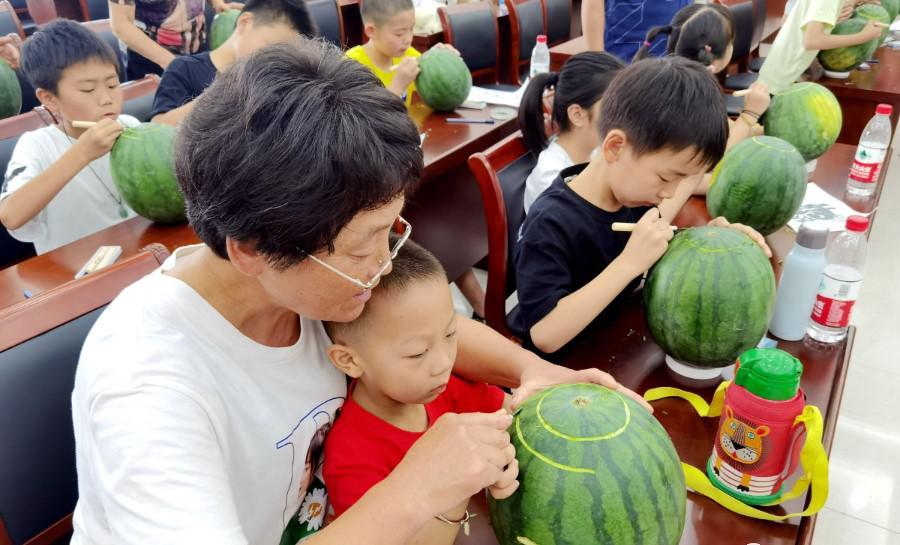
[322,238,512,545]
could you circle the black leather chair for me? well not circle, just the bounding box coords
[84,0,108,20]
[307,0,344,48]
[83,20,128,83]
[0,1,24,40]
[120,75,160,122]
[724,0,765,90]
[507,0,546,84]
[5,0,32,35]
[438,2,504,86]
[0,110,44,269]
[0,246,169,545]
[468,132,536,340]
[541,0,571,46]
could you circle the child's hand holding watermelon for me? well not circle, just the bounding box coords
[73,118,125,163]
[389,57,420,96]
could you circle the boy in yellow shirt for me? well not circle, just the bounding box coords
[759,0,882,93]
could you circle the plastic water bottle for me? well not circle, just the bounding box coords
[769,222,828,341]
[806,216,869,343]
[529,35,549,79]
[846,104,893,198]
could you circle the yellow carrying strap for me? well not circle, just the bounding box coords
[644,385,829,521]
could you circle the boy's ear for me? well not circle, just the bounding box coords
[235,11,254,34]
[363,22,377,41]
[35,88,59,116]
[327,343,364,378]
[601,129,627,164]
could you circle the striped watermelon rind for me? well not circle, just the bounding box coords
[854,4,892,43]
[764,82,842,161]
[110,123,186,223]
[817,18,879,72]
[415,47,472,112]
[489,383,686,545]
[881,0,899,22]
[644,227,776,369]
[0,59,21,120]
[210,9,240,50]
[707,136,807,235]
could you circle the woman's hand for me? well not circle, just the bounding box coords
[0,34,22,70]
[212,0,244,12]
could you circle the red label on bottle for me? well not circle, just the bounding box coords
[849,159,880,184]
[811,295,856,328]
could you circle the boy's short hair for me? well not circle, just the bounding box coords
[242,0,316,36]
[361,0,414,25]
[326,237,447,343]
[598,56,728,168]
[175,39,423,269]
[21,19,120,94]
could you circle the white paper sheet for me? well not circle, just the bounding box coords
[465,85,526,108]
[787,183,871,233]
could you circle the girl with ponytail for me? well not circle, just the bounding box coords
[518,51,624,213]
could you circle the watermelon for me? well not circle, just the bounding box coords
[644,227,776,369]
[764,82,842,161]
[881,0,899,22]
[210,9,240,50]
[817,18,879,72]
[0,59,21,120]
[110,123,186,223]
[707,136,807,235]
[415,47,472,112]
[489,383,686,545]
[854,4,892,43]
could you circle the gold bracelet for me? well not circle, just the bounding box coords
[435,510,476,536]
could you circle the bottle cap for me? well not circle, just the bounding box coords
[795,222,828,250]
[876,104,893,116]
[846,215,869,233]
[735,348,803,401]
[537,35,547,44]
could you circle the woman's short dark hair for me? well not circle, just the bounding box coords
[517,51,624,157]
[21,19,120,93]
[632,4,734,67]
[175,39,423,269]
[598,56,728,169]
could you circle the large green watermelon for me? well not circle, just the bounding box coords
[210,9,240,50]
[764,82,842,161]
[707,136,807,235]
[415,47,472,112]
[0,60,21,120]
[854,4,892,43]
[110,123,186,223]
[817,18,879,72]
[644,227,776,369]
[881,0,898,21]
[489,383,686,545]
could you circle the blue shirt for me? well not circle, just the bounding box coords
[604,0,691,63]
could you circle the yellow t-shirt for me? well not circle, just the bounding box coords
[345,45,421,106]
[758,0,843,94]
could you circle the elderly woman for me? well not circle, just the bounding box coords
[70,40,646,545]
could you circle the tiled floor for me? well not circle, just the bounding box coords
[451,130,900,544]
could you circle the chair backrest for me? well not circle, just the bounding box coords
[0,245,169,545]
[541,0,571,46]
[0,110,45,269]
[438,2,501,85]
[23,0,54,25]
[82,19,127,82]
[728,1,755,62]
[750,0,766,51]
[0,1,25,39]
[507,0,546,84]
[120,74,160,122]
[80,0,108,20]
[467,132,535,339]
[307,0,345,48]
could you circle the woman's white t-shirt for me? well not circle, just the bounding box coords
[523,138,574,214]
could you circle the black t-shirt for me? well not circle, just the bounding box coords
[149,52,217,120]
[512,163,650,360]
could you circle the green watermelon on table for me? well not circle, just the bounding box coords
[764,82,842,162]
[210,9,241,50]
[817,18,879,72]
[644,227,776,369]
[110,123,186,224]
[707,136,807,235]
[415,47,472,112]
[854,3,892,43]
[489,383,686,545]
[0,59,21,120]
[881,0,899,21]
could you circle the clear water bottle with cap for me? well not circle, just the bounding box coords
[806,215,869,343]
[769,222,828,341]
[847,104,893,198]
[529,35,549,79]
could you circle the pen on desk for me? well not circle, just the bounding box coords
[446,118,495,125]
[23,289,32,299]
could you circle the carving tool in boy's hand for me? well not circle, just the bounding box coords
[72,120,97,128]
[611,222,681,233]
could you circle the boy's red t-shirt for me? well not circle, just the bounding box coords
[323,375,506,516]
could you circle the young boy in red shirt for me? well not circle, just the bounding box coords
[323,239,512,544]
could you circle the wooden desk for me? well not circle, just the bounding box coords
[549,35,587,71]
[0,101,519,307]
[412,30,444,53]
[820,47,900,145]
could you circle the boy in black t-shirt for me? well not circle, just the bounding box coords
[513,57,771,360]
[150,0,315,125]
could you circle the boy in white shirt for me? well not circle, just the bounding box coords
[0,19,138,254]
